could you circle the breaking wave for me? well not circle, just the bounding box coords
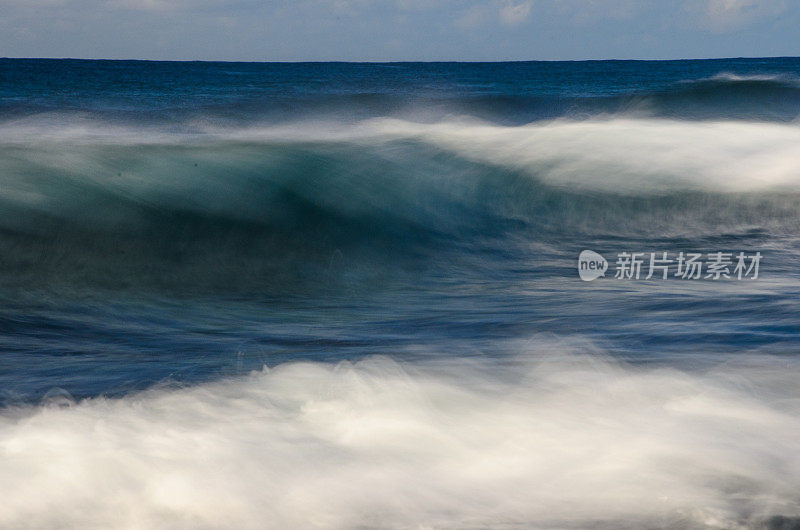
[2,344,800,529]
[1,117,799,292]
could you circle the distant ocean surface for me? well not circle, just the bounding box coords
[2,58,800,528]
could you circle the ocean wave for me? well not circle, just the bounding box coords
[623,73,800,121]
[1,117,799,291]
[1,346,799,529]
[5,116,800,191]
[696,72,800,85]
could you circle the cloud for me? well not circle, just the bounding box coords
[109,0,173,10]
[700,0,786,31]
[454,4,488,29]
[499,1,533,25]
[1,0,798,60]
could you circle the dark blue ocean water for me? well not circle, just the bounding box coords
[4,57,800,122]
[2,57,800,404]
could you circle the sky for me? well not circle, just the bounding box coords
[1,0,798,61]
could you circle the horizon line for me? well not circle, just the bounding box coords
[2,55,799,64]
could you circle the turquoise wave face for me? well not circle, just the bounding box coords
[1,118,800,293]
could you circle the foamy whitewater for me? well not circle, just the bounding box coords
[2,58,800,529]
[3,347,800,529]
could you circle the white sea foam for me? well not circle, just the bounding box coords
[701,72,800,84]
[2,346,799,529]
[358,118,800,194]
[4,116,800,196]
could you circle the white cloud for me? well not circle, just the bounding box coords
[109,0,173,11]
[454,4,488,29]
[700,0,786,31]
[499,0,532,25]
